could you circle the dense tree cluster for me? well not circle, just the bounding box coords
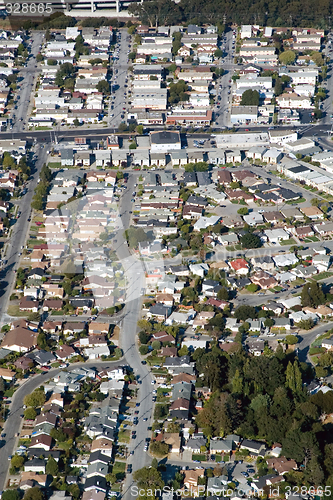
[128,0,333,27]
[31,164,52,211]
[194,345,333,488]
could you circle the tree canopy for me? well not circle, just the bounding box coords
[240,89,260,106]
[240,232,262,249]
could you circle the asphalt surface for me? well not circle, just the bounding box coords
[12,32,43,133]
[114,172,154,500]
[0,145,47,328]
[108,29,130,129]
[215,30,234,128]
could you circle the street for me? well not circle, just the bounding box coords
[0,145,47,329]
[115,173,154,496]
[108,29,131,129]
[12,32,43,133]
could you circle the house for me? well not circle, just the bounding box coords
[266,456,297,475]
[207,475,229,493]
[209,438,234,454]
[183,437,206,454]
[240,439,266,456]
[150,131,181,152]
[61,149,74,167]
[273,253,299,267]
[157,432,181,454]
[84,476,107,493]
[183,469,205,490]
[171,381,192,401]
[169,398,190,411]
[246,338,265,356]
[301,206,324,220]
[19,298,39,313]
[264,228,290,244]
[152,331,175,343]
[24,459,46,474]
[0,367,15,381]
[82,491,105,500]
[91,438,113,457]
[1,327,39,353]
[229,259,249,275]
[165,310,196,326]
[312,254,331,272]
[29,434,53,451]
[147,304,172,321]
[55,344,76,360]
[219,233,239,246]
[251,255,275,271]
[322,337,333,350]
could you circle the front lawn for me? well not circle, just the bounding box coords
[192,454,206,461]
[118,429,130,443]
[280,238,296,246]
[312,271,333,281]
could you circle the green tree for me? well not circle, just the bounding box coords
[139,331,150,344]
[23,488,44,500]
[24,407,37,420]
[279,50,296,65]
[139,345,149,355]
[214,48,223,58]
[237,207,249,215]
[2,491,20,500]
[96,80,110,94]
[24,389,45,408]
[264,318,275,328]
[128,25,136,34]
[136,125,144,135]
[3,153,16,170]
[137,319,153,333]
[231,369,243,394]
[298,318,315,330]
[240,89,260,106]
[240,232,261,249]
[37,332,47,350]
[106,473,117,484]
[46,456,58,476]
[217,287,230,301]
[234,305,256,321]
[133,466,164,492]
[11,455,24,469]
[285,360,302,394]
[301,282,325,308]
[150,441,169,456]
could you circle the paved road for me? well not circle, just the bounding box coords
[108,171,153,499]
[215,30,234,128]
[297,322,333,362]
[0,359,124,491]
[0,145,47,329]
[12,32,43,133]
[3,122,333,144]
[109,29,130,129]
